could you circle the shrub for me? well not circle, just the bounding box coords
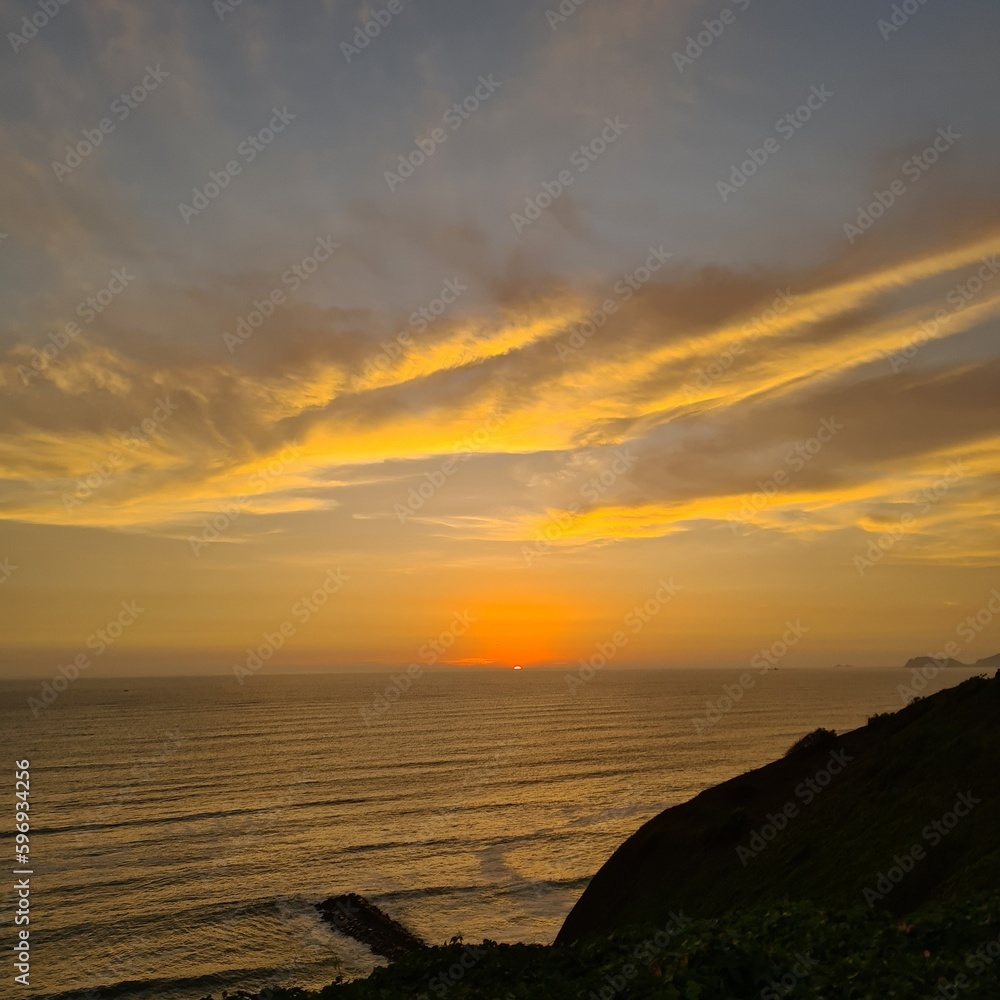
[784,727,838,756]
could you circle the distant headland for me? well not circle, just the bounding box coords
[904,651,1000,670]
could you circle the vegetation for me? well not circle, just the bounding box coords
[783,727,838,756]
[210,894,1000,999]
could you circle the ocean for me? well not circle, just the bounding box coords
[0,666,982,999]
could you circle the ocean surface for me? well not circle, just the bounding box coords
[0,666,983,999]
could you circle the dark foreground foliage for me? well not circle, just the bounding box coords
[783,727,839,757]
[208,894,1000,1000]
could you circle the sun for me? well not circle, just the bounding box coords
[513,664,522,670]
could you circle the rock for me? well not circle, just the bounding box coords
[315,892,425,960]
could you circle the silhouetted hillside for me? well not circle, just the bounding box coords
[558,671,1000,943]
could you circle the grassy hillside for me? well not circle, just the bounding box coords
[559,671,1000,943]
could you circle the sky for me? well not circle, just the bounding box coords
[1,0,998,676]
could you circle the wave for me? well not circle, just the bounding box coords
[37,960,340,1000]
[373,873,592,904]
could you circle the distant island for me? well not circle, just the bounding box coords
[904,651,1000,669]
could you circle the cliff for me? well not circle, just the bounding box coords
[557,671,1000,944]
